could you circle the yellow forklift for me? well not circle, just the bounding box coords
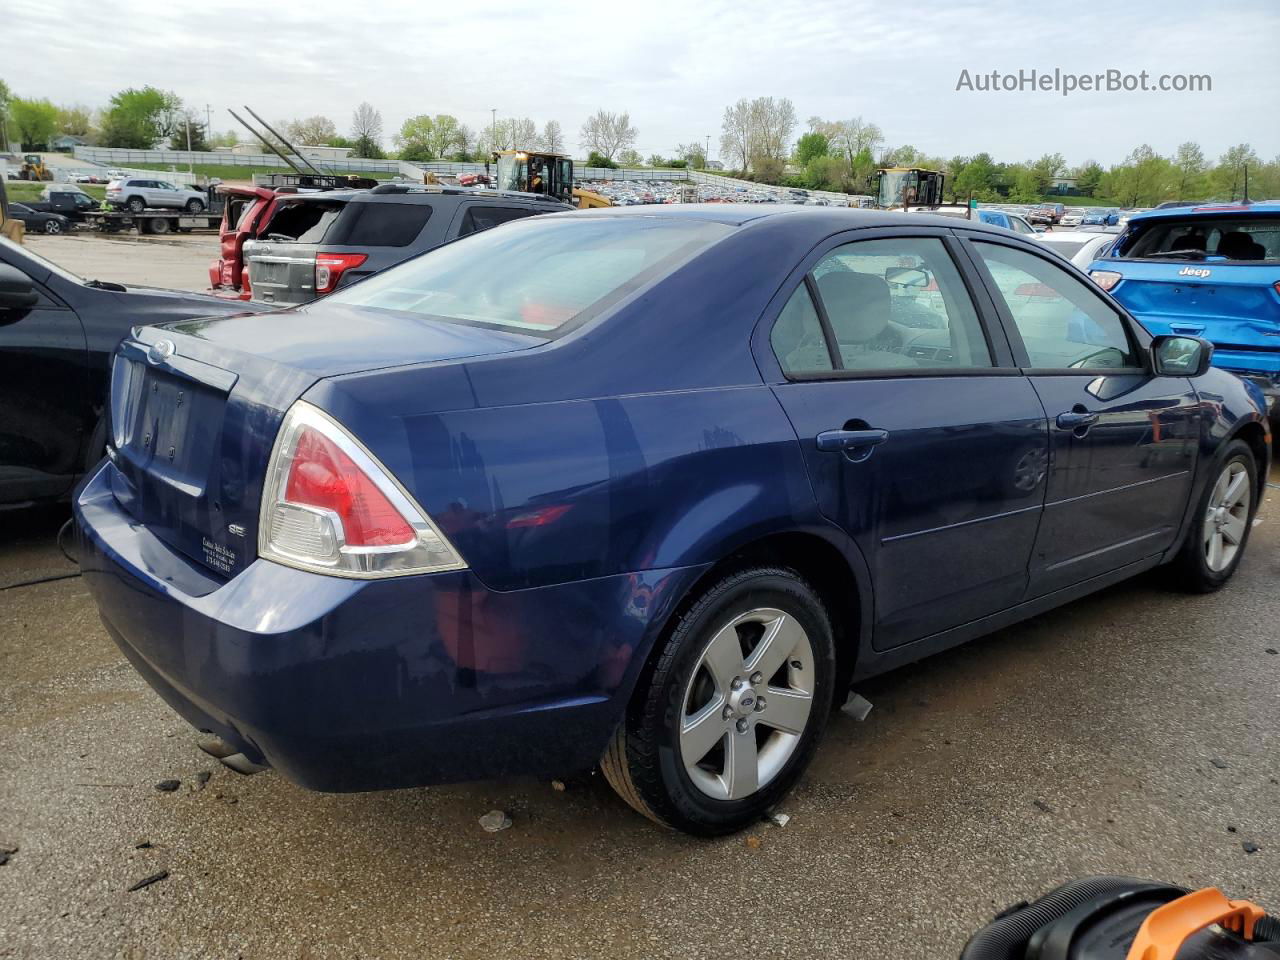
[489,150,611,208]
[18,154,53,182]
[0,179,25,244]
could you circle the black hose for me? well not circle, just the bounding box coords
[960,876,1182,960]
[57,517,79,565]
[0,572,81,592]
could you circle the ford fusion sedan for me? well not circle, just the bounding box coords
[75,206,1270,835]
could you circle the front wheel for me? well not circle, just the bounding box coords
[1168,439,1257,592]
[43,219,63,234]
[601,567,836,835]
[184,198,204,214]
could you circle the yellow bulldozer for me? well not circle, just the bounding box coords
[489,150,611,208]
[0,179,25,244]
[18,154,53,182]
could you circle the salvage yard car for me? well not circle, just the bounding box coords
[1088,201,1280,442]
[0,237,263,507]
[74,206,1270,835]
[106,177,209,214]
[242,185,570,305]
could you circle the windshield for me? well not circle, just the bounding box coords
[327,215,733,334]
[1118,215,1280,262]
[1044,239,1087,258]
[495,154,523,192]
[877,171,910,207]
[0,235,85,285]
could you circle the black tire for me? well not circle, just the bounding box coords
[126,197,146,213]
[185,198,204,214]
[1168,439,1258,593]
[43,219,62,234]
[601,567,836,835]
[147,217,171,235]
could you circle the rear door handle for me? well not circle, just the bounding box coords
[1055,410,1099,430]
[815,428,889,458]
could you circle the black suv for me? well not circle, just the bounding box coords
[242,185,572,305]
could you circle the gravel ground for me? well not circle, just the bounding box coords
[1,236,1277,959]
[22,232,220,291]
[1,478,1276,960]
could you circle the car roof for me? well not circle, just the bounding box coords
[552,203,1021,235]
[1127,201,1280,223]
[1039,231,1115,242]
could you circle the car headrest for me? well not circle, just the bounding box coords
[815,270,892,344]
[1217,231,1265,261]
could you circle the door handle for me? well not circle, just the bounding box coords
[1055,409,1099,431]
[816,428,889,456]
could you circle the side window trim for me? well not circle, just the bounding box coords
[802,273,844,370]
[956,233,1149,375]
[755,226,1021,383]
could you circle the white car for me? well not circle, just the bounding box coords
[1036,230,1119,269]
[1059,210,1084,227]
[105,177,208,213]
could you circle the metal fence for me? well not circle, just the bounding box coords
[72,145,401,174]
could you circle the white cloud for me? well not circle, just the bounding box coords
[6,0,1277,166]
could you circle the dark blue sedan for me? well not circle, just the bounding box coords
[74,206,1271,834]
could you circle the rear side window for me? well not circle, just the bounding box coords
[328,202,433,247]
[804,237,993,371]
[261,201,345,244]
[770,285,834,376]
[1118,215,1280,263]
[457,205,537,237]
[973,242,1138,370]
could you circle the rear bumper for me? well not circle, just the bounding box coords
[74,463,704,791]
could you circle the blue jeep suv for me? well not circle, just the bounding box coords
[1088,202,1280,439]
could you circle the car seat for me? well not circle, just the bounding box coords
[1217,231,1266,261]
[814,271,918,370]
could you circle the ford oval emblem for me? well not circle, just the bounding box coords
[148,339,176,365]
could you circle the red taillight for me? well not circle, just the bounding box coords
[284,426,413,547]
[314,252,368,295]
[241,265,252,294]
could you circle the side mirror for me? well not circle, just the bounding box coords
[885,266,930,288]
[0,263,38,310]
[1151,334,1213,377]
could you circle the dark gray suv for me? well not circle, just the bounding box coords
[243,186,571,305]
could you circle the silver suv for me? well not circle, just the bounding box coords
[106,177,208,213]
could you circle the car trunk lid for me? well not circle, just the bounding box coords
[244,196,348,304]
[108,311,542,578]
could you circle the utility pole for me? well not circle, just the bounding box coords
[491,109,497,151]
[205,104,213,144]
[185,117,193,176]
[705,134,710,169]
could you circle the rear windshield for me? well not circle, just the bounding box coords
[261,200,346,244]
[1116,215,1280,263]
[326,201,433,247]
[1043,240,1086,259]
[327,216,733,334]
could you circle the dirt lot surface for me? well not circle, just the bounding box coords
[23,232,220,292]
[1,235,1277,960]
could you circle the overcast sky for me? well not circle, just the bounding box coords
[8,0,1278,167]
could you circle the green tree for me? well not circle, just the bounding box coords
[168,116,208,151]
[0,79,11,150]
[804,154,849,191]
[1172,142,1208,199]
[616,149,642,167]
[585,151,617,169]
[99,87,180,148]
[394,114,466,161]
[285,115,338,146]
[1211,143,1260,200]
[675,141,706,168]
[10,97,59,150]
[1108,144,1176,206]
[952,152,998,201]
[350,102,384,158]
[1075,161,1104,197]
[1007,165,1042,203]
[1030,152,1066,194]
[56,104,94,140]
[793,131,829,166]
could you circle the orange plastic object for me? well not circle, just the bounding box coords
[1127,887,1267,960]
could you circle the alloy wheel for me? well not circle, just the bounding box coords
[679,607,815,801]
[1203,460,1250,572]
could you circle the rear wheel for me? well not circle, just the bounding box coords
[601,567,836,835]
[126,197,146,213]
[147,217,171,235]
[1168,439,1257,592]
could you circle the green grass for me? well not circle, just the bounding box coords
[120,162,401,182]
[6,181,107,202]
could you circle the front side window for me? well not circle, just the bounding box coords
[973,241,1138,370]
[803,236,993,371]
